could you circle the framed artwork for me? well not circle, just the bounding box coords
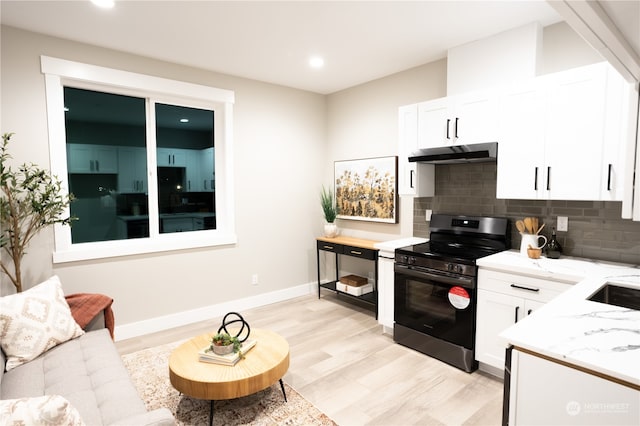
[334,156,398,223]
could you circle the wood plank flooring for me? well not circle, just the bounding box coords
[116,293,504,425]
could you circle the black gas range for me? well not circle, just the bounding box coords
[394,214,510,372]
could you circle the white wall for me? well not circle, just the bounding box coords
[0,26,326,332]
[0,21,601,336]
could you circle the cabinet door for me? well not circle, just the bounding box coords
[93,146,118,173]
[67,144,94,173]
[200,147,215,192]
[67,144,117,174]
[118,147,146,193]
[511,350,640,425]
[496,81,546,199]
[185,150,201,191]
[452,89,499,145]
[157,148,186,167]
[398,104,435,197]
[417,97,450,148]
[543,63,607,200]
[475,289,522,370]
[377,256,395,330]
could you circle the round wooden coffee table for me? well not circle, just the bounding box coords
[169,328,290,425]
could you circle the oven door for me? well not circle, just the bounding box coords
[394,263,476,350]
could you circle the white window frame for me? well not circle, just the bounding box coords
[42,56,236,263]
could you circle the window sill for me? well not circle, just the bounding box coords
[52,231,237,263]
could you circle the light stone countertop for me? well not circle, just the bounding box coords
[478,250,640,386]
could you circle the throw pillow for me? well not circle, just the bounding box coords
[0,395,85,426]
[0,275,84,371]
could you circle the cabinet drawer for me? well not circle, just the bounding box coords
[317,240,342,254]
[478,269,574,304]
[343,246,376,260]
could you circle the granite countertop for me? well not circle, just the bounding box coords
[480,251,640,386]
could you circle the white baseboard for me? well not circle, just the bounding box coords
[114,281,316,341]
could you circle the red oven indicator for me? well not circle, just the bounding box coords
[448,286,470,309]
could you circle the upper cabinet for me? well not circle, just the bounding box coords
[398,104,434,197]
[400,61,635,204]
[67,144,118,174]
[156,148,186,167]
[417,89,499,149]
[496,62,633,201]
[117,147,147,193]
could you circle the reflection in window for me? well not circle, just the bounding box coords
[64,87,147,243]
[63,89,216,242]
[155,103,215,234]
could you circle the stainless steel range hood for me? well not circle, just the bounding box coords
[408,142,497,164]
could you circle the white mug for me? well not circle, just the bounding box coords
[520,234,547,256]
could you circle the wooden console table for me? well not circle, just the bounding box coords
[316,236,380,317]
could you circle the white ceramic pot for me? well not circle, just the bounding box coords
[520,233,547,256]
[324,222,339,238]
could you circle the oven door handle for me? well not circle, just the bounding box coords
[395,264,475,288]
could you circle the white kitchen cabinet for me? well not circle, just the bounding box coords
[157,148,186,167]
[417,89,498,149]
[475,268,573,372]
[497,62,632,201]
[185,149,201,191]
[162,216,193,233]
[398,104,434,196]
[200,147,215,192]
[117,146,147,193]
[507,349,639,425]
[67,144,118,174]
[376,253,395,333]
[496,79,546,199]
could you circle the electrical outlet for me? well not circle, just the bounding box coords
[425,209,432,222]
[251,274,259,285]
[557,216,568,232]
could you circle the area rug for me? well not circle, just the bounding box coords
[121,341,336,426]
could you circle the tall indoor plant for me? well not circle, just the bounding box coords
[0,133,75,293]
[320,185,338,237]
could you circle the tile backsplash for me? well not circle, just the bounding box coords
[414,163,640,265]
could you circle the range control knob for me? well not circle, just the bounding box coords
[409,256,416,265]
[401,255,409,263]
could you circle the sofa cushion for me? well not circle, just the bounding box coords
[0,394,85,426]
[1,329,148,425]
[0,276,84,371]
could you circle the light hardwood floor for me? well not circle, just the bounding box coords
[116,293,504,425]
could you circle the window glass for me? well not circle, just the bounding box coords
[155,103,215,234]
[43,56,236,262]
[64,87,148,243]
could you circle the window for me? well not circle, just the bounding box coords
[42,56,236,262]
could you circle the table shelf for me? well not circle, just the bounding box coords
[316,237,379,317]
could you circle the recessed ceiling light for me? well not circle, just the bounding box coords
[64,106,69,112]
[91,0,115,9]
[309,56,324,69]
[180,118,189,123]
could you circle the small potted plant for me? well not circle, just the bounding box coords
[320,185,338,237]
[210,332,242,356]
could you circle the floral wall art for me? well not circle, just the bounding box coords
[334,156,397,223]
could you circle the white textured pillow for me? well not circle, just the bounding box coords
[0,275,84,371]
[0,395,85,426]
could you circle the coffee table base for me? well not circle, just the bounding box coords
[208,379,288,426]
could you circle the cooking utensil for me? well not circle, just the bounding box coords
[532,217,539,234]
[524,217,534,234]
[536,223,545,235]
[516,220,526,234]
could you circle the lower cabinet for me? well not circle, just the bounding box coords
[376,253,395,333]
[475,268,574,373]
[162,217,194,233]
[506,349,639,425]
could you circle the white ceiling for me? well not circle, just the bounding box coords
[0,1,568,94]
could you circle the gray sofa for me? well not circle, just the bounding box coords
[0,321,174,425]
